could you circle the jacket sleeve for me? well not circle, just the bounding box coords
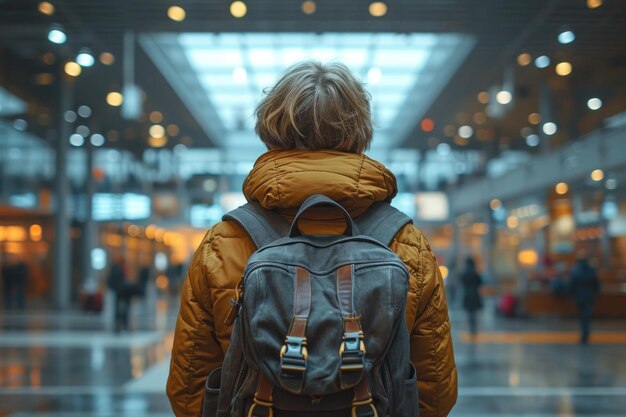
[166,227,224,417]
[392,225,458,417]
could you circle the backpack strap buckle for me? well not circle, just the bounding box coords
[279,335,308,373]
[339,331,365,372]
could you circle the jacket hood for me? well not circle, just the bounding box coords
[242,150,398,220]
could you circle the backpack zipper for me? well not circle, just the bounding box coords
[381,356,394,416]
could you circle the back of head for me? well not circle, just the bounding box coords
[255,61,373,154]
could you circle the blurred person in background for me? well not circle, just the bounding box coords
[107,255,132,333]
[461,256,483,336]
[570,251,600,344]
[166,61,457,417]
[2,255,28,310]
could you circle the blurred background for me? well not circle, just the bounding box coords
[1,0,626,416]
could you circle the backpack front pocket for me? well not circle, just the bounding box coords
[202,367,222,417]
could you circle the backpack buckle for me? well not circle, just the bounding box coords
[339,331,365,372]
[279,336,308,373]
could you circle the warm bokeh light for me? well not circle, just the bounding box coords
[149,124,165,138]
[587,0,602,8]
[99,52,115,65]
[0,226,27,242]
[591,169,604,182]
[106,91,123,106]
[528,113,541,125]
[230,1,247,18]
[517,53,532,66]
[149,135,168,148]
[420,118,435,132]
[167,5,186,21]
[473,112,486,125]
[302,0,316,14]
[518,249,538,267]
[64,61,81,77]
[167,124,180,136]
[490,198,502,210]
[496,90,512,104]
[149,111,163,123]
[369,2,387,17]
[555,182,569,195]
[477,91,489,104]
[507,216,519,229]
[555,62,572,76]
[29,224,42,241]
[38,1,55,15]
[156,274,170,290]
[35,73,54,85]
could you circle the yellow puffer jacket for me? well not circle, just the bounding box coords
[166,150,457,417]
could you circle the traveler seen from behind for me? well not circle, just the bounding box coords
[166,61,457,417]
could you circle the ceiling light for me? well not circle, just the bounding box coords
[233,67,247,84]
[99,52,115,65]
[166,124,180,136]
[64,61,81,77]
[69,133,84,147]
[587,0,602,8]
[77,105,92,118]
[542,122,557,135]
[420,118,435,132]
[558,30,576,44]
[526,134,540,147]
[76,125,90,137]
[458,125,473,139]
[496,90,512,105]
[507,216,519,229]
[517,53,532,66]
[367,67,382,84]
[230,1,247,18]
[76,48,95,67]
[149,111,163,123]
[302,1,316,14]
[490,199,502,210]
[587,98,602,110]
[90,134,105,147]
[555,62,572,76]
[106,92,123,106]
[528,113,541,125]
[477,91,489,104]
[48,24,66,44]
[591,169,604,182]
[534,55,550,69]
[168,5,186,21]
[39,2,55,15]
[64,111,77,123]
[369,2,387,17]
[555,182,569,195]
[149,136,168,148]
[149,124,165,138]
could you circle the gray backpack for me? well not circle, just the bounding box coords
[203,195,419,417]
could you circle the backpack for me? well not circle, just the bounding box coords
[202,194,419,417]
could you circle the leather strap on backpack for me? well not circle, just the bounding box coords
[336,264,366,389]
[248,372,274,417]
[279,267,311,393]
[352,376,378,417]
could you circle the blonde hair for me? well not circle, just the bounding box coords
[255,61,373,154]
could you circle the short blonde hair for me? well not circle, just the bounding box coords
[255,61,373,154]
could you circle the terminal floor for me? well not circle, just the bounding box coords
[1,301,625,417]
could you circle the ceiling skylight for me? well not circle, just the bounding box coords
[141,32,474,147]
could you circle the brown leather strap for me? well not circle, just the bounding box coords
[255,372,274,403]
[337,264,354,315]
[353,376,371,403]
[290,267,311,334]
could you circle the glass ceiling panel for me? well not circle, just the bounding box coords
[178,32,468,133]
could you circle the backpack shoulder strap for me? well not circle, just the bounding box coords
[355,202,413,246]
[222,202,290,249]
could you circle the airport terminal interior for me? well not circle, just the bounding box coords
[1,0,626,416]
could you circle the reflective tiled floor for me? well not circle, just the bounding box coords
[1,298,625,417]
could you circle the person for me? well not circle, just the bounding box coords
[570,253,600,344]
[461,256,482,336]
[166,61,457,417]
[107,255,131,333]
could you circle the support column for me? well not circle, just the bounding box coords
[53,74,73,309]
[82,139,97,289]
